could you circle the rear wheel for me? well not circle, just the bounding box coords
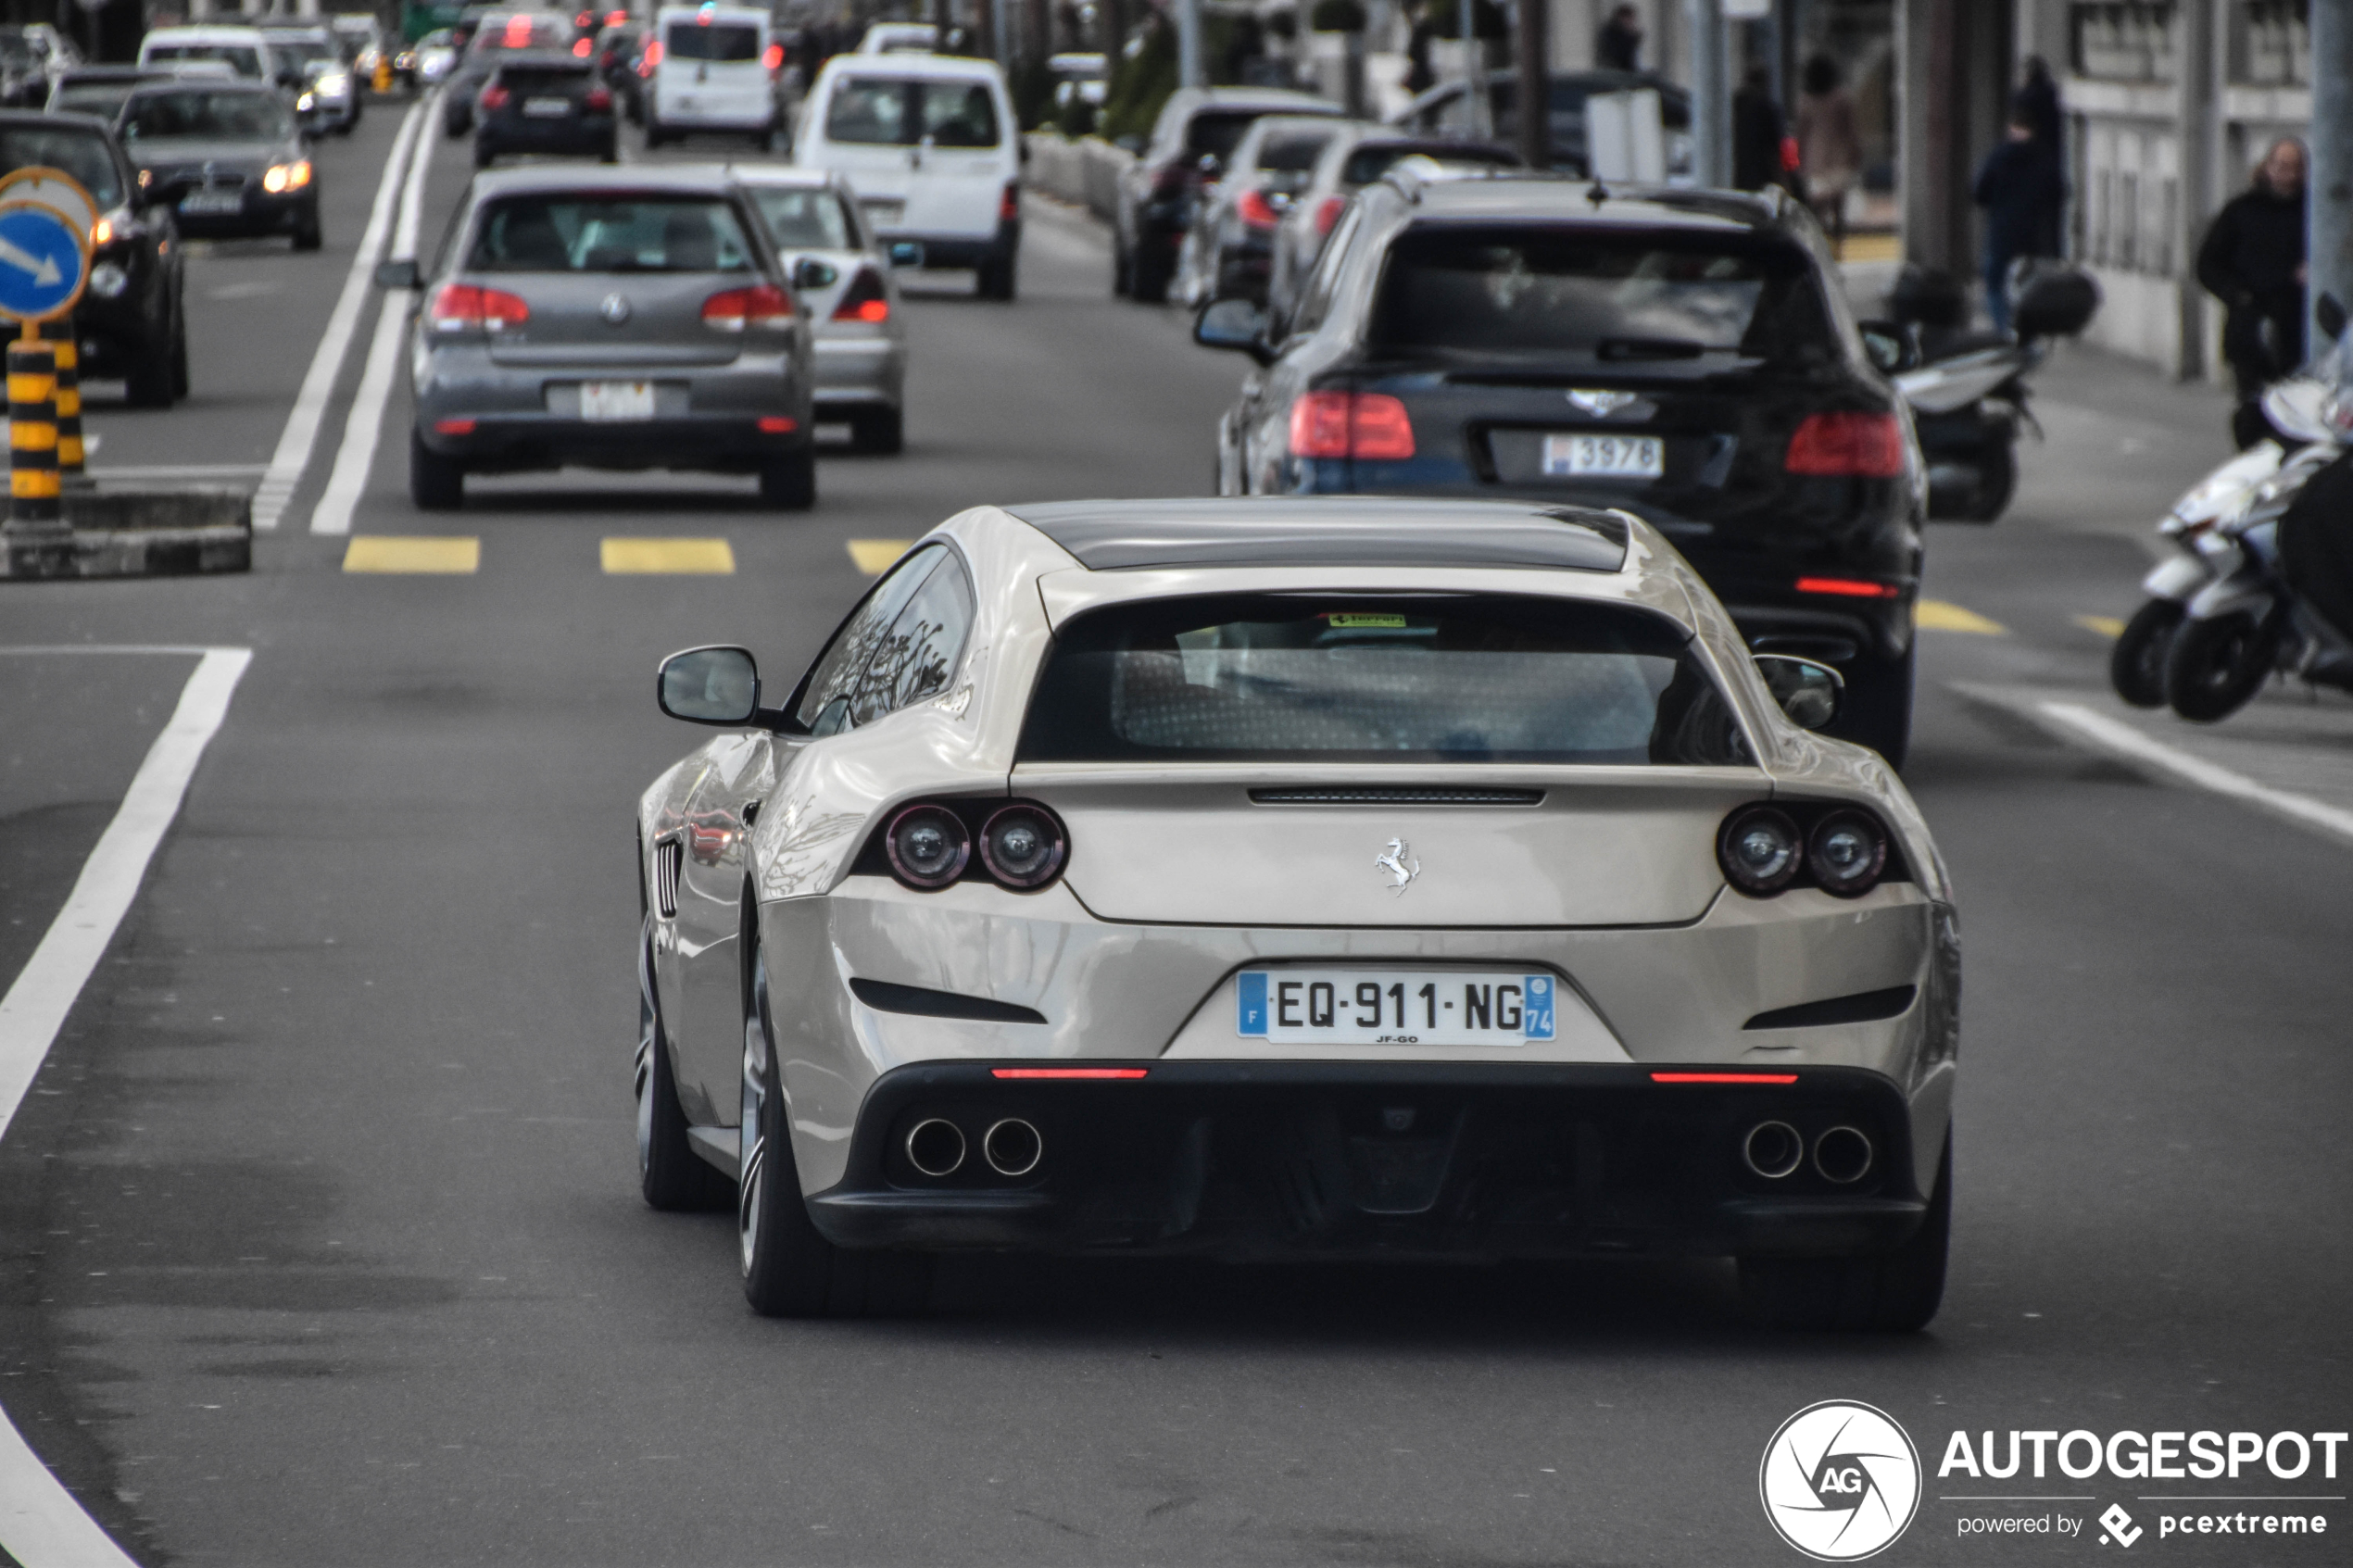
[757,446,815,509]
[1964,441,2018,522]
[975,252,1016,301]
[1740,1135,1951,1332]
[473,140,496,169]
[2109,598,2184,709]
[409,430,464,510]
[1128,236,1172,303]
[849,407,902,455]
[1112,234,1131,295]
[2165,609,2277,721]
[644,120,669,148]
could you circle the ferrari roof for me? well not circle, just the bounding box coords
[1002,497,1630,573]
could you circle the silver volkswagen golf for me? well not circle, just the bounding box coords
[633,497,1961,1332]
[384,164,819,509]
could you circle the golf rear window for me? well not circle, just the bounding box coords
[664,19,759,61]
[1018,595,1744,766]
[1369,225,1836,366]
[466,194,755,272]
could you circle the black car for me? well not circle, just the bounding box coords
[444,10,574,135]
[593,20,647,123]
[1112,85,1344,304]
[119,82,322,251]
[1195,171,1925,763]
[472,56,617,166]
[0,112,185,406]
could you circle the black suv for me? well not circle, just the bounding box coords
[1112,85,1343,304]
[0,112,185,406]
[1195,171,1925,763]
[472,55,617,166]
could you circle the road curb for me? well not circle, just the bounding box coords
[1,486,252,579]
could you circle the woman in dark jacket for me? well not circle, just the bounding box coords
[2197,138,2309,449]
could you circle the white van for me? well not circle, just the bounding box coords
[795,52,1020,300]
[137,26,287,88]
[644,2,776,147]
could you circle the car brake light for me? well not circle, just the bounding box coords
[501,15,534,45]
[585,84,611,109]
[1000,181,1020,222]
[641,39,661,68]
[989,1068,1148,1080]
[763,40,783,71]
[1794,576,1902,599]
[606,7,628,22]
[572,35,592,56]
[830,268,889,323]
[701,284,792,332]
[1236,186,1279,229]
[479,82,510,108]
[434,418,476,435]
[757,416,799,433]
[430,282,530,332]
[1289,390,1415,460]
[1650,1072,1799,1085]
[1785,410,1906,477]
[1315,194,1344,235]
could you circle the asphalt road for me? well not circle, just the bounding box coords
[1,105,2347,1568]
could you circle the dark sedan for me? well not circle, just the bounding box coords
[119,82,321,251]
[0,112,185,406]
[444,11,575,136]
[472,55,617,166]
[1112,85,1344,304]
[1195,171,1926,764]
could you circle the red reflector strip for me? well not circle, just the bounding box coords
[1794,576,1901,598]
[1650,1072,1799,1085]
[989,1068,1148,1080]
[434,418,476,435]
[757,416,798,433]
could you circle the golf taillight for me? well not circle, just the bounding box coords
[1718,806,1804,897]
[886,806,970,890]
[1289,391,1415,461]
[430,282,530,332]
[979,805,1067,890]
[479,82,510,108]
[1236,186,1280,229]
[571,36,592,56]
[1785,411,1906,477]
[701,284,793,332]
[1806,810,1889,897]
[1315,194,1344,235]
[830,268,889,323]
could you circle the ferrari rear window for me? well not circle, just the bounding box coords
[1018,595,1745,765]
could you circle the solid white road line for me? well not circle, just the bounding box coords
[2033,700,2353,850]
[309,104,441,537]
[251,104,422,532]
[0,646,252,1568]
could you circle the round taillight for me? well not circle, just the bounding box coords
[1718,805,1803,896]
[980,804,1066,889]
[885,804,969,890]
[1807,810,1888,897]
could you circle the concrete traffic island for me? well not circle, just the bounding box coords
[0,484,255,580]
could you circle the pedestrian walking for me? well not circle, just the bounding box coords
[1595,5,1642,71]
[1731,63,1791,194]
[2014,56,2066,255]
[2196,137,2309,449]
[1972,109,2063,334]
[1792,54,1860,244]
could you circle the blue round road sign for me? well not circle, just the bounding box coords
[0,203,88,323]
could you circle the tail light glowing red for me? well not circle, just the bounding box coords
[571,36,591,56]
[763,41,784,70]
[990,1068,1148,1080]
[757,416,799,433]
[585,85,611,109]
[1650,1072,1799,1085]
[830,268,889,323]
[701,284,793,332]
[1794,576,1901,599]
[1315,194,1345,235]
[1236,186,1280,229]
[640,39,661,69]
[479,83,510,108]
[1289,390,1415,460]
[1000,181,1020,221]
[1784,410,1906,477]
[430,282,530,332]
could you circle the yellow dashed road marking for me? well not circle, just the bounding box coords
[1917,599,2006,634]
[344,536,479,574]
[1835,232,1902,263]
[602,537,736,574]
[2075,614,2125,638]
[847,537,911,575]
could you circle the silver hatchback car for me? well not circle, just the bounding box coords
[384,164,819,509]
[729,165,912,455]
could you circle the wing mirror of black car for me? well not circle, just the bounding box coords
[374,257,422,290]
[1856,319,1921,375]
[2319,293,2348,342]
[887,240,924,269]
[792,257,838,290]
[1754,655,1844,732]
[658,646,762,726]
[1194,296,1272,362]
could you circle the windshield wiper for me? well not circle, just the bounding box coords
[1595,335,1709,361]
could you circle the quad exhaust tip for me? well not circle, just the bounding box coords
[905,1118,966,1177]
[1814,1125,1874,1185]
[1742,1121,1805,1180]
[982,1117,1042,1177]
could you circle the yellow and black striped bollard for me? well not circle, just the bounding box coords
[53,320,85,485]
[5,334,69,576]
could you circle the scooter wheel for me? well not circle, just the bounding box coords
[2163,609,2277,722]
[2109,599,2184,709]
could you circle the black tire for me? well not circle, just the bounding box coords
[644,121,668,149]
[757,445,815,509]
[1964,441,2017,522]
[1829,642,1914,769]
[739,948,932,1317]
[598,137,619,164]
[123,335,174,408]
[2164,608,2278,721]
[409,429,464,509]
[849,407,903,455]
[635,918,733,1211]
[473,140,496,169]
[1112,234,1131,296]
[2109,598,2184,709]
[975,252,1016,301]
[292,206,323,251]
[1740,1135,1951,1332]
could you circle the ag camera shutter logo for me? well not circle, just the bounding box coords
[1760,1400,1922,1561]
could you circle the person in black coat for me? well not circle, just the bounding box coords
[1595,5,1642,71]
[1972,111,2064,333]
[1730,65,1788,194]
[2197,137,2309,449]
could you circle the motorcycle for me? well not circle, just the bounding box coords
[2109,437,2294,707]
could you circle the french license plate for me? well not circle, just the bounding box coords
[178,190,242,215]
[1541,433,1663,479]
[1238,970,1558,1047]
[579,381,654,421]
[522,96,572,117]
[860,198,905,228]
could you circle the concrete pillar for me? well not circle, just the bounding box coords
[2313,0,2353,342]
[1685,0,1725,184]
[1177,0,1202,87]
[2174,0,2216,379]
[1517,0,1550,166]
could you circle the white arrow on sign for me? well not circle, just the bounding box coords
[0,232,61,287]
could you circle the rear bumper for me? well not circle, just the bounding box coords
[480,112,616,152]
[806,1060,1928,1261]
[169,189,314,239]
[812,334,903,406]
[416,414,810,473]
[888,222,1018,270]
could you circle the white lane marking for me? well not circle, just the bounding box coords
[89,462,266,479]
[251,104,423,532]
[391,94,439,262]
[0,646,251,1568]
[308,295,410,536]
[2034,700,2353,850]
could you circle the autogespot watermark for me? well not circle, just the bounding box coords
[1761,1406,2347,1557]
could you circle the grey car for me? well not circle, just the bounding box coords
[729,166,912,455]
[382,165,821,510]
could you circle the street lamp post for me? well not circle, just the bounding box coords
[2313,0,2353,345]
